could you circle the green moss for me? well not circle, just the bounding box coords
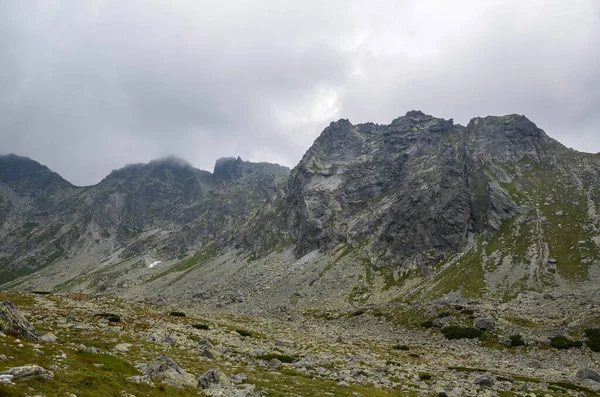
[192,323,210,330]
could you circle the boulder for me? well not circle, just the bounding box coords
[0,302,41,341]
[145,354,196,389]
[113,343,131,353]
[1,365,54,381]
[147,328,176,345]
[126,375,155,387]
[230,373,248,384]
[577,368,600,383]
[198,368,233,390]
[40,332,57,343]
[474,318,495,331]
[474,373,495,387]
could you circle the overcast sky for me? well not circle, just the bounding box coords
[1,0,599,185]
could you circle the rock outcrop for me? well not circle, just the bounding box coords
[145,354,197,389]
[0,301,40,341]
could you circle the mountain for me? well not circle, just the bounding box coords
[3,113,600,397]
[0,155,289,286]
[2,111,600,314]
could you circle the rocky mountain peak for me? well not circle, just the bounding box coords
[466,114,557,164]
[0,154,72,195]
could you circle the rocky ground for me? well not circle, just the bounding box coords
[0,291,599,396]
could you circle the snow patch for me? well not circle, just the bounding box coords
[148,261,162,269]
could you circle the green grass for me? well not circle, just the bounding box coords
[146,243,216,283]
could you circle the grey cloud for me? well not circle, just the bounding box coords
[0,0,599,185]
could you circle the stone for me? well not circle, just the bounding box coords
[0,302,41,341]
[114,343,132,353]
[126,375,155,387]
[198,368,233,389]
[577,368,600,383]
[145,354,196,389]
[199,348,216,359]
[1,365,54,380]
[474,318,495,331]
[474,373,495,387]
[230,372,248,384]
[0,354,7,360]
[147,329,176,345]
[40,332,58,343]
[0,374,13,384]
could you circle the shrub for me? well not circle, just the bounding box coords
[418,372,432,380]
[235,329,252,337]
[454,305,464,311]
[462,309,475,315]
[169,311,186,317]
[255,354,295,363]
[437,311,451,318]
[408,353,420,358]
[393,344,410,351]
[509,334,525,347]
[350,309,365,317]
[420,320,434,328]
[549,335,583,350]
[94,313,121,322]
[584,328,600,352]
[441,326,482,340]
[192,324,209,330]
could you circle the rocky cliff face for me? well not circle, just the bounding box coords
[242,112,563,266]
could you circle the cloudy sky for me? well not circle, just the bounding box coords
[1,0,599,185]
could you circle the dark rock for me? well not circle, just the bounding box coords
[198,368,232,389]
[145,355,196,389]
[474,318,495,331]
[0,302,40,341]
[474,373,495,387]
[577,368,600,383]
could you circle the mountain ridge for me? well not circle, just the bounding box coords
[1,111,600,318]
